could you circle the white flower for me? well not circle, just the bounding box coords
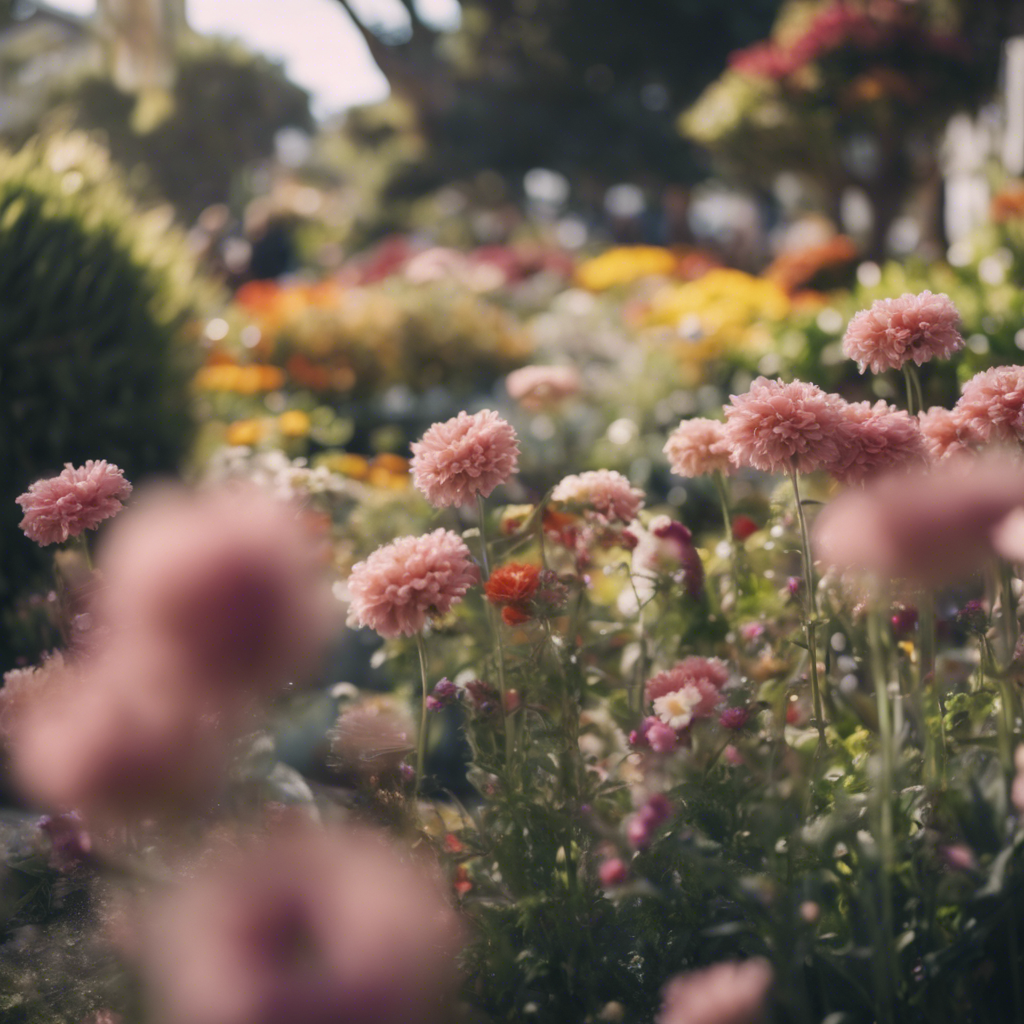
[653,685,704,730]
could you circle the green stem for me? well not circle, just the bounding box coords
[76,533,93,572]
[477,494,514,768]
[476,494,492,579]
[902,365,917,416]
[868,609,897,1024]
[918,590,939,790]
[789,467,826,750]
[713,469,740,602]
[1002,562,1019,665]
[902,363,924,416]
[415,633,431,796]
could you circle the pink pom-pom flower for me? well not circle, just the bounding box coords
[827,400,927,485]
[842,291,963,374]
[918,406,983,462]
[411,409,519,508]
[664,418,733,479]
[551,469,645,525]
[16,460,131,546]
[657,959,773,1024]
[505,365,581,412]
[723,378,847,475]
[347,529,479,638]
[955,365,1024,444]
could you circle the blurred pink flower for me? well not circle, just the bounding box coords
[658,959,773,1024]
[992,508,1024,563]
[96,485,335,694]
[506,365,581,411]
[956,365,1024,444]
[646,719,679,753]
[631,516,705,601]
[598,857,629,888]
[1,651,67,738]
[17,461,131,546]
[347,529,479,638]
[723,378,847,474]
[918,406,983,461]
[842,291,963,374]
[828,400,927,485]
[330,698,415,778]
[411,409,519,508]
[813,456,1024,587]
[136,825,464,1024]
[664,419,733,479]
[551,469,644,525]
[6,646,229,821]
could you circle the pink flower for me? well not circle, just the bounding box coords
[813,455,1024,587]
[723,378,847,474]
[411,410,519,508]
[95,485,335,694]
[505,365,581,411]
[828,400,927,485]
[645,658,728,729]
[918,406,983,461]
[631,516,705,600]
[5,645,230,821]
[599,857,629,888]
[551,469,645,525]
[956,365,1024,444]
[1,651,67,738]
[330,698,415,778]
[646,658,730,703]
[135,825,464,1024]
[17,461,131,546]
[658,959,773,1024]
[646,719,679,753]
[347,529,479,638]
[664,419,733,478]
[842,291,963,374]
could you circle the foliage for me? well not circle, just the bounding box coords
[331,0,783,217]
[26,37,313,222]
[0,132,213,667]
[682,0,1004,256]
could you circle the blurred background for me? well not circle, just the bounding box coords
[5,0,1024,673]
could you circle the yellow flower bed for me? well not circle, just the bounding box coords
[575,246,678,291]
[641,268,791,362]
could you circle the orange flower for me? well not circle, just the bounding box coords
[485,563,541,608]
[485,563,541,626]
[501,606,532,627]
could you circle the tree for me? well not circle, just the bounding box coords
[333,0,783,208]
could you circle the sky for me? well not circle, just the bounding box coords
[43,0,460,115]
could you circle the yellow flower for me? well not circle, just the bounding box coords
[278,410,311,438]
[226,419,264,447]
[321,453,371,480]
[194,363,285,394]
[642,268,790,361]
[368,465,410,490]
[575,246,678,291]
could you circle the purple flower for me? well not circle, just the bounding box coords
[427,678,458,712]
[719,707,749,730]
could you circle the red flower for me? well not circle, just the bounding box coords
[485,563,542,625]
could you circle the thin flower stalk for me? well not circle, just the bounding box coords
[789,466,826,749]
[477,494,514,768]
